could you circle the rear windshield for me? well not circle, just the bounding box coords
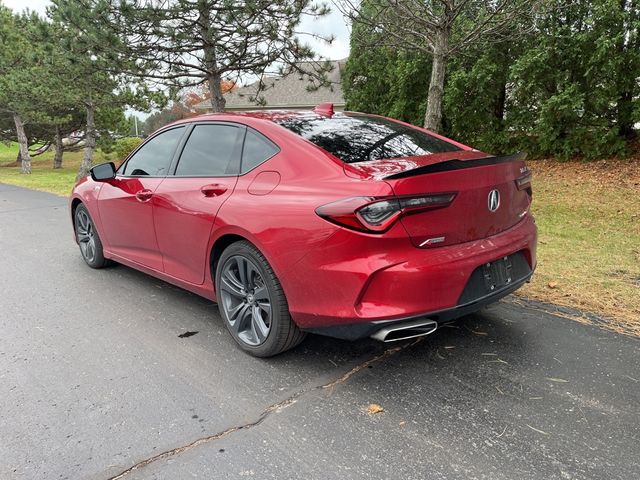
[275,113,461,163]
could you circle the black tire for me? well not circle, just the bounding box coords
[74,203,110,269]
[215,240,306,357]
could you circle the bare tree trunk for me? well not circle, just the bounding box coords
[199,3,225,113]
[13,113,32,174]
[495,81,507,122]
[53,125,63,169]
[77,103,96,181]
[207,72,226,112]
[615,0,635,139]
[423,30,450,132]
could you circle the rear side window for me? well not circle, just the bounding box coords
[122,126,184,176]
[275,113,460,164]
[175,124,244,176]
[241,129,279,173]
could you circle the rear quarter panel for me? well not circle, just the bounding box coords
[211,121,394,309]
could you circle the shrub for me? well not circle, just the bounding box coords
[114,137,142,161]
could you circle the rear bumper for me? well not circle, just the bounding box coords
[305,268,532,340]
[285,215,537,332]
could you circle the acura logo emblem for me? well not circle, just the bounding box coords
[488,189,500,212]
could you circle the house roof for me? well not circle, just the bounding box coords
[193,59,346,111]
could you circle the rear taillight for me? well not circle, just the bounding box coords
[316,193,456,233]
[515,170,533,196]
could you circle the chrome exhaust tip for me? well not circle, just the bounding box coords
[371,318,438,342]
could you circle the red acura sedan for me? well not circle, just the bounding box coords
[70,105,537,357]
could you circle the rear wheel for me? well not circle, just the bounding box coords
[74,204,110,269]
[215,241,306,357]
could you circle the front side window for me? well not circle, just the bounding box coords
[241,129,279,173]
[121,126,185,176]
[275,113,461,164]
[175,124,244,176]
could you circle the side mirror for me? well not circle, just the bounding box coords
[90,162,116,181]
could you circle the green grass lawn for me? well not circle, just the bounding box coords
[520,159,640,333]
[1,146,638,332]
[0,143,110,196]
[0,141,20,157]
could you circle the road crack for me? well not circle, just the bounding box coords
[107,338,423,479]
[108,396,298,480]
[322,337,424,390]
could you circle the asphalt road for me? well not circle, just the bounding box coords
[1,183,639,480]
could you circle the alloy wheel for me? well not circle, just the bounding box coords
[75,209,97,264]
[219,255,272,346]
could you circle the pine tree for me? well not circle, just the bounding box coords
[0,8,52,174]
[339,0,540,132]
[344,0,639,158]
[78,0,333,113]
[50,0,165,179]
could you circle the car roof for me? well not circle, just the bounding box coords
[160,109,471,153]
[168,109,359,127]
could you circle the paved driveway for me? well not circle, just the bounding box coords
[1,183,638,480]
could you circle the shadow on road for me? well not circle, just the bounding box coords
[93,259,536,374]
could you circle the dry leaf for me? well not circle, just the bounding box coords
[547,281,558,289]
[367,403,384,414]
[526,424,549,435]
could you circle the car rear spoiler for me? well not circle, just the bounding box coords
[385,152,527,180]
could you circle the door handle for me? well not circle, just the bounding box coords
[201,184,228,197]
[135,189,153,202]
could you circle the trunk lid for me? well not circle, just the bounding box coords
[347,152,532,248]
[344,150,488,180]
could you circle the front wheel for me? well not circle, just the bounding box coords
[74,204,110,268]
[215,241,306,357]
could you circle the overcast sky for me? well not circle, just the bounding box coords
[3,0,351,59]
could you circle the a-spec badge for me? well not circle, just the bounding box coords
[419,236,445,247]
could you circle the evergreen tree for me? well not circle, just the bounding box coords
[50,0,165,179]
[340,0,540,132]
[76,0,333,112]
[507,0,639,158]
[342,4,432,126]
[344,0,640,158]
[0,8,54,173]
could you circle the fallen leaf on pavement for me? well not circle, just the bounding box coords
[526,424,549,435]
[545,377,569,383]
[367,403,384,414]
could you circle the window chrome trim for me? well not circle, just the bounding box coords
[116,120,282,179]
